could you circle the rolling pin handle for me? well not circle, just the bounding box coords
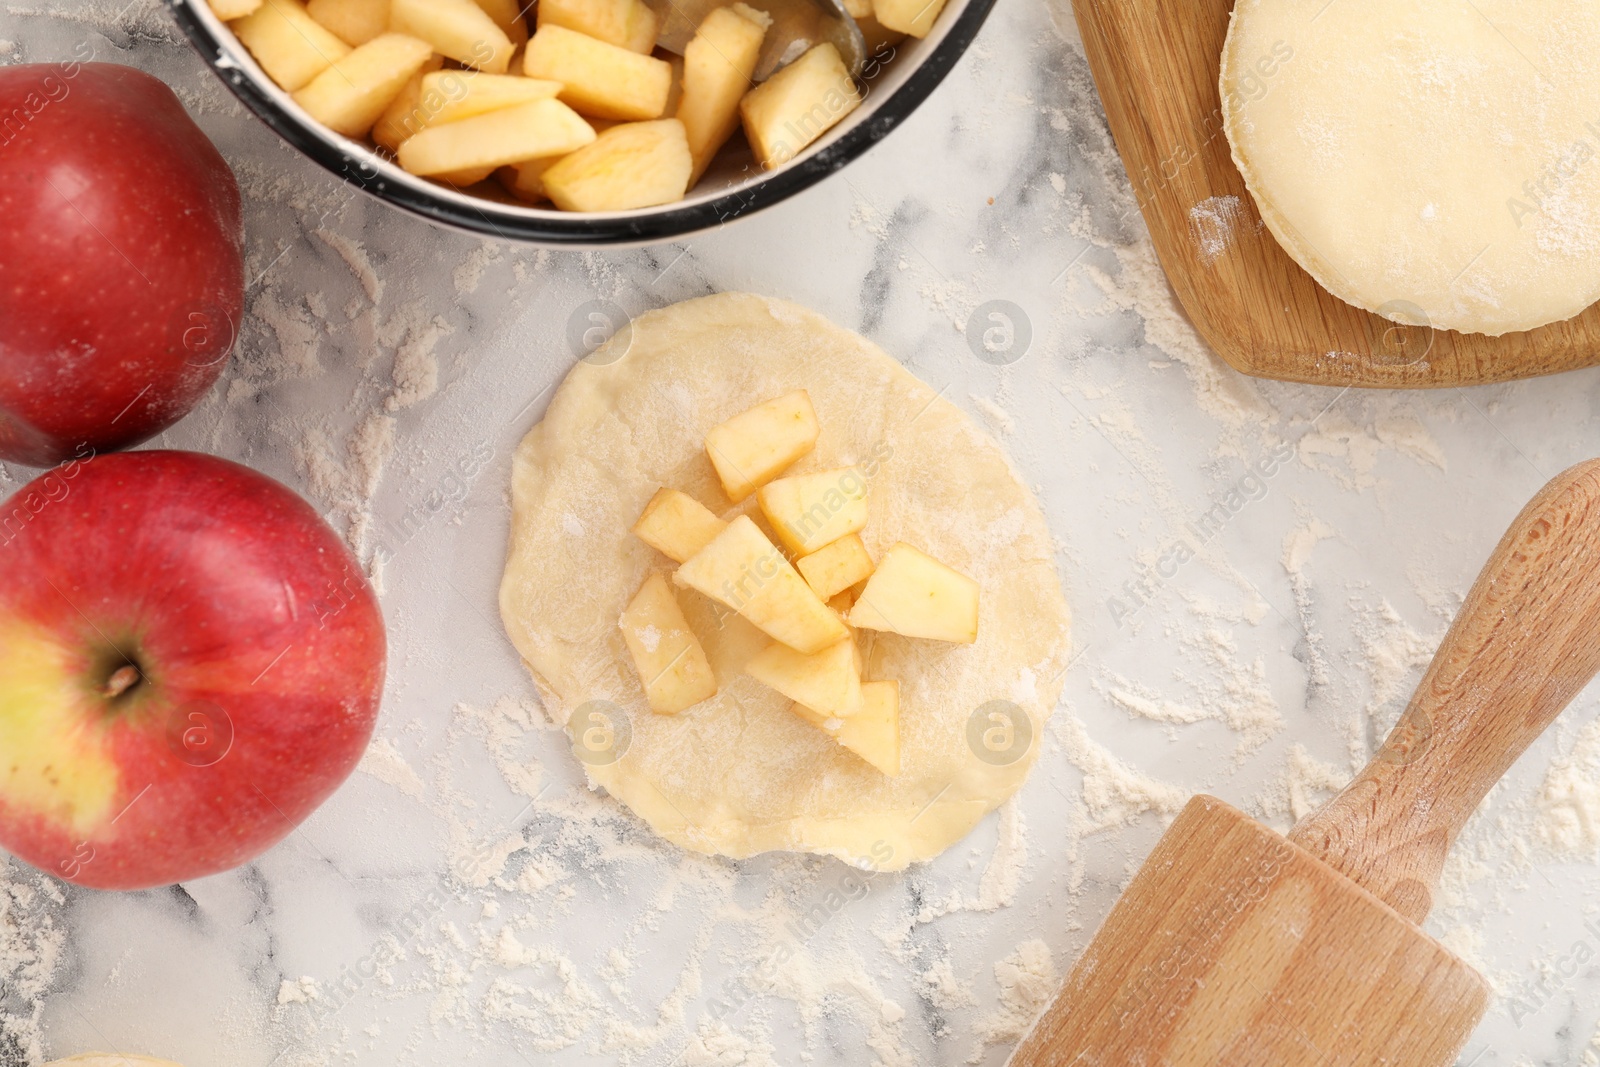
[1289,459,1600,924]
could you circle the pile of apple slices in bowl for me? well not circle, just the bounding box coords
[621,390,978,776]
[205,0,933,212]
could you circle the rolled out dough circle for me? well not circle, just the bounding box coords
[1221,0,1600,336]
[498,293,1072,870]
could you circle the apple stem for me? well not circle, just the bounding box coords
[103,664,142,699]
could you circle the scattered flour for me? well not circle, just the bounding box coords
[678,1020,778,1066]
[1255,744,1349,825]
[278,976,321,1005]
[969,939,1057,1062]
[454,243,504,296]
[358,736,427,799]
[971,395,1016,435]
[1297,409,1446,490]
[0,869,65,1065]
[385,310,450,413]
[921,958,977,1013]
[1101,627,1282,760]
[1076,229,1272,454]
[1281,518,1336,689]
[1281,519,1336,576]
[1534,719,1600,859]
[1057,715,1187,832]
[916,799,1030,921]
[314,227,384,305]
[249,290,323,381]
[1353,599,1439,771]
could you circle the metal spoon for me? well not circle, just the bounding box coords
[649,0,867,80]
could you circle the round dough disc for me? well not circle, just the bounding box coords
[1221,0,1600,336]
[499,293,1072,870]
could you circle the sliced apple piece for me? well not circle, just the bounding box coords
[496,156,557,201]
[472,0,531,46]
[746,636,861,719]
[370,55,445,151]
[849,543,978,644]
[233,0,352,92]
[740,42,861,169]
[675,516,848,655]
[536,0,659,54]
[433,165,496,186]
[306,0,389,44]
[524,24,672,121]
[542,119,692,211]
[421,71,561,123]
[397,97,594,175]
[873,0,946,38]
[796,533,874,601]
[633,488,728,564]
[677,4,767,182]
[291,33,434,138]
[757,467,868,555]
[791,679,899,775]
[209,0,263,18]
[703,390,819,504]
[620,574,717,714]
[857,13,906,56]
[391,0,514,72]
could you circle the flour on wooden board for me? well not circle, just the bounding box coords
[1188,195,1246,266]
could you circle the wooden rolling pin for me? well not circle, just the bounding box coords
[1011,459,1600,1066]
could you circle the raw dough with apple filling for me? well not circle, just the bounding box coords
[499,292,1072,869]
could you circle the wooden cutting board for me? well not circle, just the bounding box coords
[1073,0,1600,388]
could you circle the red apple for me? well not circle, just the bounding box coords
[0,450,385,890]
[0,63,244,468]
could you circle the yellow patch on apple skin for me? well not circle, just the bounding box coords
[0,623,120,835]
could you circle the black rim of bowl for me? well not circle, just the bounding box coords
[161,0,1000,245]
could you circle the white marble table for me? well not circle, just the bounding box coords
[4,2,1600,1065]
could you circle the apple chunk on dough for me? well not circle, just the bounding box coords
[758,466,868,555]
[745,637,861,719]
[633,488,728,563]
[704,390,820,503]
[849,543,979,644]
[675,516,847,654]
[620,574,717,714]
[796,533,874,600]
[791,680,900,776]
